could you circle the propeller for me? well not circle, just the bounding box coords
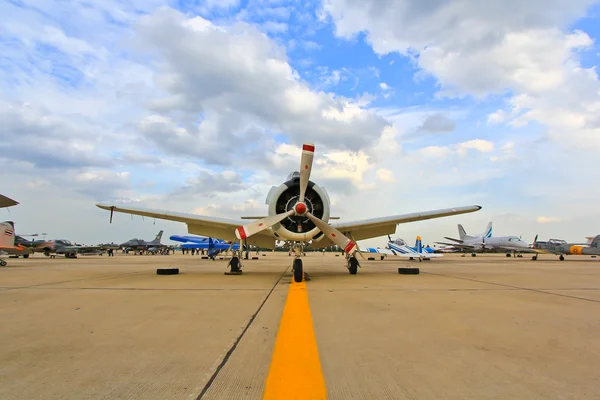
[299,143,314,203]
[233,143,358,255]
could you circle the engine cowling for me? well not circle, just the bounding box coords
[266,172,331,242]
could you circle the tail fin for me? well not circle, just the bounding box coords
[0,221,16,248]
[458,224,470,240]
[590,235,600,248]
[153,230,163,243]
[416,236,423,253]
[483,222,492,239]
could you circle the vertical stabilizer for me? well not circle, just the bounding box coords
[153,230,164,244]
[483,222,493,239]
[590,235,600,248]
[458,224,471,240]
[0,221,16,248]
[416,236,423,253]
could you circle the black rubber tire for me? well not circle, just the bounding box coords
[157,268,179,275]
[471,253,477,257]
[252,256,259,260]
[532,256,538,260]
[398,267,420,275]
[293,259,303,282]
[367,257,375,261]
[348,257,358,275]
[559,255,565,261]
[380,256,385,261]
[23,254,29,259]
[506,253,511,257]
[0,260,7,267]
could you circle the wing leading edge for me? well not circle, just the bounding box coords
[95,203,277,249]
[331,205,482,241]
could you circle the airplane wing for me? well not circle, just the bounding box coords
[435,241,476,249]
[0,194,18,208]
[331,205,481,241]
[96,204,276,249]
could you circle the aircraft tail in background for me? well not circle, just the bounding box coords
[482,222,493,239]
[0,221,15,248]
[415,236,423,253]
[153,230,164,244]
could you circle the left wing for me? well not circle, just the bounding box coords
[331,205,481,241]
[96,203,276,249]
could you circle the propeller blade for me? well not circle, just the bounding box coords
[298,143,315,203]
[305,212,357,254]
[235,210,294,240]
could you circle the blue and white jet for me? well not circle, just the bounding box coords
[169,235,242,258]
[364,236,442,261]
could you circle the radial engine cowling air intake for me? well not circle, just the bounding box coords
[265,171,331,242]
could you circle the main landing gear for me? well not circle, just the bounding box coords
[291,244,305,283]
[347,255,359,275]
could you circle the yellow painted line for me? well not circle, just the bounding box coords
[263,280,327,400]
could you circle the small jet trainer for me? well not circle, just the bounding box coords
[531,235,600,260]
[0,221,34,266]
[365,236,442,261]
[120,230,166,254]
[97,143,481,281]
[436,222,530,256]
[170,235,241,258]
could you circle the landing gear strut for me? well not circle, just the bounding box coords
[291,244,304,283]
[225,240,244,275]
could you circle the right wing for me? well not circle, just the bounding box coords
[0,194,18,208]
[331,205,481,242]
[96,204,276,249]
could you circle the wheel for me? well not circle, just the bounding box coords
[230,256,241,272]
[0,260,6,266]
[23,254,29,259]
[559,255,565,261]
[398,267,420,275]
[532,255,538,260]
[471,253,477,257]
[348,257,358,275]
[157,268,179,275]
[506,253,511,257]
[367,257,375,261]
[380,256,384,261]
[293,259,303,282]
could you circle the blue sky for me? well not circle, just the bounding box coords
[1,0,600,247]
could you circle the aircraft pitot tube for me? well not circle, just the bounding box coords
[234,143,357,254]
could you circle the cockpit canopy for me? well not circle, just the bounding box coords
[548,239,567,245]
[392,238,407,246]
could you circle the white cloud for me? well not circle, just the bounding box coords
[376,168,396,183]
[536,216,564,224]
[323,0,600,147]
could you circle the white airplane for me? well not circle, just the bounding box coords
[97,143,481,282]
[435,222,530,256]
[364,236,443,261]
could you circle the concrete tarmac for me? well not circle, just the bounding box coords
[0,252,599,399]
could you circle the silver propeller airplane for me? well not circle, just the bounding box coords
[97,143,482,281]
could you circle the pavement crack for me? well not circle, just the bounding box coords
[196,266,290,399]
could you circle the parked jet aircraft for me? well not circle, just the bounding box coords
[170,235,241,258]
[120,230,166,254]
[435,222,530,256]
[0,221,34,266]
[97,143,481,282]
[531,235,600,260]
[365,236,442,261]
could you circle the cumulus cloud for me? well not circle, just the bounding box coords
[134,7,390,161]
[323,0,600,146]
